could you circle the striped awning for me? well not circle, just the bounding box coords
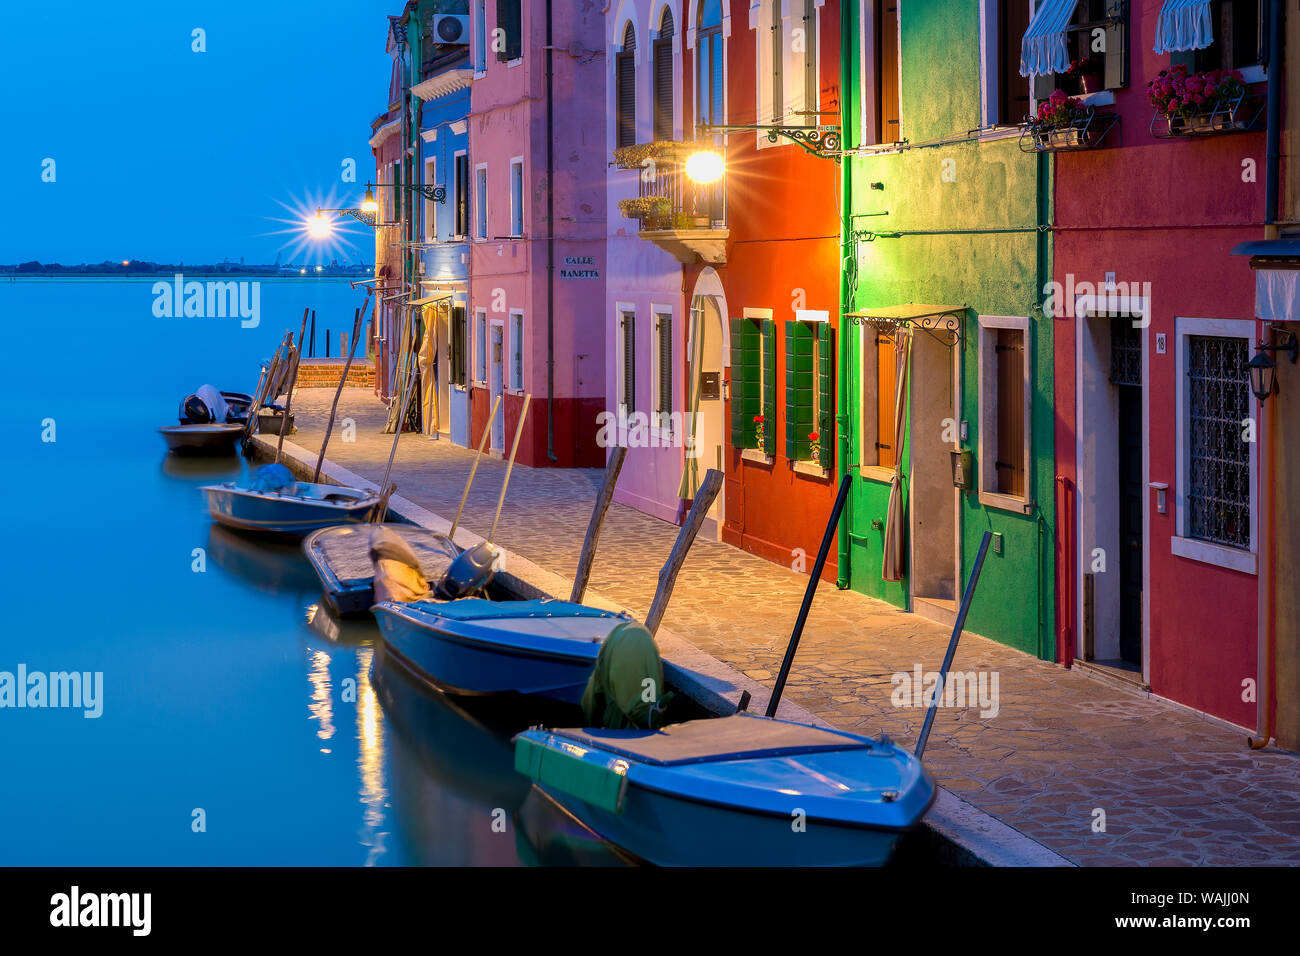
[1020,0,1081,78]
[1153,0,1213,54]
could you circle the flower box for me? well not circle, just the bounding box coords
[1148,66,1260,138]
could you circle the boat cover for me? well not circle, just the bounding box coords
[195,385,229,424]
[580,621,670,730]
[371,525,433,603]
[550,713,871,767]
[407,598,619,621]
[247,463,297,493]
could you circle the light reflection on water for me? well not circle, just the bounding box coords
[0,278,625,867]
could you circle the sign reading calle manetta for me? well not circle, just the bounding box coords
[561,255,599,279]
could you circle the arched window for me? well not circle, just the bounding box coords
[696,0,723,129]
[616,24,637,148]
[653,10,675,141]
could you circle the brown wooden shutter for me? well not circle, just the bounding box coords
[1000,0,1032,124]
[995,327,1025,497]
[878,2,900,142]
[657,315,672,416]
[876,334,896,469]
[622,312,636,412]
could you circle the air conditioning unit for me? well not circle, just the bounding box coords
[430,14,470,45]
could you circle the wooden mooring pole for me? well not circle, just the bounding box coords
[644,468,723,636]
[570,446,627,604]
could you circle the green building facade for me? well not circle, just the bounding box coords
[837,0,1055,660]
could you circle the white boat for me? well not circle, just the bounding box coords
[514,712,936,867]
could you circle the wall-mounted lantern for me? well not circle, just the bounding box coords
[1247,328,1298,403]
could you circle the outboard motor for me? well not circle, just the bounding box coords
[435,542,500,599]
[180,394,213,424]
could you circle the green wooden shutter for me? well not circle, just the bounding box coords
[762,318,777,455]
[784,321,814,460]
[817,323,835,471]
[730,317,759,448]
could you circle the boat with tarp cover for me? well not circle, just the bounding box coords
[513,712,935,866]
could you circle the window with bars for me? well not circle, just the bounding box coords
[496,0,522,61]
[655,313,673,426]
[653,11,675,141]
[1186,335,1251,549]
[475,310,488,383]
[510,311,524,389]
[1109,314,1142,387]
[450,305,467,386]
[617,25,637,149]
[618,311,636,417]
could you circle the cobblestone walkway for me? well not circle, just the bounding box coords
[287,388,1300,866]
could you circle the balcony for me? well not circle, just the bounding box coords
[614,142,728,266]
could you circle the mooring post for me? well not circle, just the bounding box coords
[644,468,723,636]
[570,446,628,603]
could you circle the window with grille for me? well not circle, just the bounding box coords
[1186,335,1250,549]
[1109,314,1142,387]
[510,311,524,389]
[475,310,487,382]
[617,25,637,148]
[655,313,673,426]
[653,11,675,141]
[619,311,636,416]
[450,306,467,386]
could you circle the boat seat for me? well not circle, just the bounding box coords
[549,714,872,767]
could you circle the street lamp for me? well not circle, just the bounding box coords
[1247,328,1299,403]
[361,187,379,214]
[685,149,725,184]
[306,211,334,239]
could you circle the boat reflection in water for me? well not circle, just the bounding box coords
[370,644,629,866]
[305,602,378,647]
[206,523,322,595]
[161,453,242,481]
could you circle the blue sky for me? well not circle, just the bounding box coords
[0,1,394,265]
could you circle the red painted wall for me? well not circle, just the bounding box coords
[1052,1,1267,728]
[701,1,843,579]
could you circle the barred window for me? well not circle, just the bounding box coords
[1186,335,1250,549]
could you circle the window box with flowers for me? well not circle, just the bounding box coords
[1148,65,1262,139]
[1063,55,1105,96]
[1019,90,1119,153]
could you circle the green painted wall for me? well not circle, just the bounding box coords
[840,0,1056,660]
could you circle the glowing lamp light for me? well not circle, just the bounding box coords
[306,211,334,239]
[361,187,379,214]
[121,260,130,267]
[685,149,724,184]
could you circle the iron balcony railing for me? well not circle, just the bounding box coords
[614,142,726,232]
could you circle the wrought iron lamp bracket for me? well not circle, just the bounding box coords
[862,312,965,349]
[699,123,842,162]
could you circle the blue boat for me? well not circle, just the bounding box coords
[372,598,632,701]
[514,713,935,867]
[201,474,381,535]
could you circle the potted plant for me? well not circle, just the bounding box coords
[753,414,765,449]
[1065,55,1103,95]
[808,430,821,466]
[616,195,672,229]
[1029,90,1092,148]
[1147,64,1251,133]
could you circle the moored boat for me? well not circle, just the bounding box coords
[514,713,935,867]
[159,422,246,455]
[373,598,632,701]
[304,523,459,618]
[201,463,381,535]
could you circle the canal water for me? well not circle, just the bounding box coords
[0,278,623,866]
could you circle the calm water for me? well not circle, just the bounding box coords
[0,278,621,865]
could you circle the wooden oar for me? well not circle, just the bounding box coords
[644,467,723,635]
[570,446,627,603]
[488,393,531,546]
[449,393,502,542]
[312,299,370,482]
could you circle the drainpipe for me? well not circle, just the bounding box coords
[1264,0,1283,231]
[835,0,852,589]
[545,0,558,461]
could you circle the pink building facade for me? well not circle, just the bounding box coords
[464,0,608,467]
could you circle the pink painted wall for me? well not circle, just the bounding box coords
[1052,1,1268,728]
[466,0,608,467]
[605,0,691,522]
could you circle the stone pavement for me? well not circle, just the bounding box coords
[287,388,1300,866]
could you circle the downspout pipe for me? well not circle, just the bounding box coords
[1264,0,1283,229]
[835,0,852,590]
[545,0,558,461]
